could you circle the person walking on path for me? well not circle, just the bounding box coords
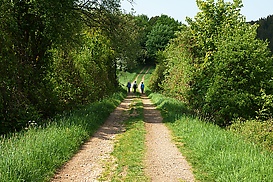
[133,81,137,93]
[127,81,131,93]
[140,82,144,94]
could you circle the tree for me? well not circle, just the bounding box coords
[205,22,273,124]
[134,15,152,66]
[111,14,143,70]
[146,15,181,64]
[152,0,273,125]
[0,0,124,134]
[146,24,174,59]
[0,0,83,132]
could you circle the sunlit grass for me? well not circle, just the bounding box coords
[100,97,148,181]
[118,67,144,89]
[0,92,125,182]
[149,93,273,182]
[119,67,154,93]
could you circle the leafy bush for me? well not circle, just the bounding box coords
[202,21,273,125]
[160,30,193,102]
[48,30,117,110]
[151,0,273,125]
[148,51,167,92]
[230,119,273,150]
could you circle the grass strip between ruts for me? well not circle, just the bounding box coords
[100,97,148,181]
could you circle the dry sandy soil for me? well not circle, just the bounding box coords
[51,72,195,182]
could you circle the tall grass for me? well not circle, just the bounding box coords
[0,92,125,182]
[149,93,273,182]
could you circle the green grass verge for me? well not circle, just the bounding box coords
[142,67,154,86]
[101,97,148,181]
[118,70,138,89]
[0,92,126,182]
[148,92,273,182]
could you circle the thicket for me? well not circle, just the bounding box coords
[150,0,273,126]
[0,0,142,134]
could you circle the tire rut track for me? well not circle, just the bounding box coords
[51,96,134,182]
[51,67,195,182]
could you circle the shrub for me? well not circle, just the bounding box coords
[152,0,273,125]
[230,119,273,150]
[203,22,273,125]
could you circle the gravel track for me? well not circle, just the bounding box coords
[143,95,195,182]
[51,70,195,182]
[51,96,133,182]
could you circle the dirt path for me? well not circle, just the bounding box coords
[51,96,133,181]
[140,69,194,182]
[51,70,195,182]
[143,96,194,182]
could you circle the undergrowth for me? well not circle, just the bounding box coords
[229,119,273,151]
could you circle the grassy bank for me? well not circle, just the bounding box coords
[0,92,126,182]
[118,67,145,88]
[148,93,273,182]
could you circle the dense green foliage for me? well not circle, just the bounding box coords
[0,92,125,182]
[149,92,273,181]
[150,0,273,125]
[146,15,181,62]
[127,14,181,66]
[0,0,142,134]
[250,15,273,54]
[49,30,117,108]
[0,0,82,133]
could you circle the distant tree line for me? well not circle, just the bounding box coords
[250,15,273,54]
[118,14,181,68]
